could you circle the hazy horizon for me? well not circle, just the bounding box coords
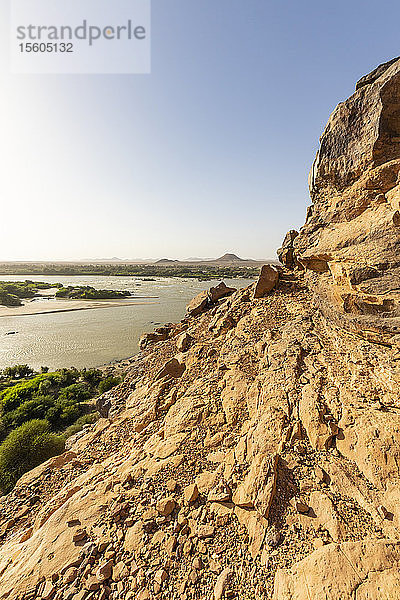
[0,251,275,263]
[2,0,400,261]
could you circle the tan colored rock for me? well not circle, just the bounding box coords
[124,521,144,553]
[186,290,209,316]
[213,568,232,600]
[96,560,113,581]
[85,576,100,591]
[166,478,178,492]
[183,483,199,503]
[41,581,55,600]
[299,384,337,450]
[232,454,278,517]
[272,540,400,600]
[164,395,205,437]
[197,524,215,539]
[154,568,168,585]
[308,491,346,541]
[277,229,299,268]
[291,498,309,514]
[254,265,279,298]
[155,357,186,380]
[292,58,400,341]
[220,369,249,425]
[176,332,193,352]
[156,497,176,516]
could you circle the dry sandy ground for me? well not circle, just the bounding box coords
[0,298,156,318]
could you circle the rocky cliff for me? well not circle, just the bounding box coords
[1,59,400,600]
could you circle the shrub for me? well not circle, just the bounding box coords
[0,420,64,493]
[80,368,103,387]
[2,395,54,429]
[2,365,34,380]
[98,376,121,395]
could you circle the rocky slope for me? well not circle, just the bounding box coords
[1,59,400,600]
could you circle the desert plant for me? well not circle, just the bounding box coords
[0,419,64,494]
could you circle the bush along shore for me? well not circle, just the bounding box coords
[0,281,133,307]
[0,280,61,307]
[0,364,121,493]
[55,286,131,300]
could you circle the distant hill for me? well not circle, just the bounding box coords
[155,259,180,264]
[214,253,245,262]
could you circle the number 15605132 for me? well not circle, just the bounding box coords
[19,43,73,53]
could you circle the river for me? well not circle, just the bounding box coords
[0,275,254,370]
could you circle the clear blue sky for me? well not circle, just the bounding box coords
[1,0,399,260]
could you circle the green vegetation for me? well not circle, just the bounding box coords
[0,420,64,493]
[0,365,122,493]
[0,263,259,280]
[55,285,131,300]
[0,280,61,307]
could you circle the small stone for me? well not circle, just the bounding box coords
[209,559,222,574]
[184,484,199,504]
[213,568,231,600]
[314,466,328,484]
[154,568,168,585]
[85,576,100,591]
[183,539,193,555]
[166,479,178,492]
[156,497,176,517]
[63,567,78,584]
[253,265,279,298]
[291,498,309,514]
[197,524,215,539]
[142,507,158,521]
[154,582,161,594]
[112,560,129,581]
[265,527,281,548]
[189,569,199,583]
[208,483,231,503]
[96,560,113,581]
[176,332,193,352]
[377,505,390,519]
[313,537,325,549]
[193,557,203,570]
[164,534,177,556]
[41,581,55,600]
[197,540,208,553]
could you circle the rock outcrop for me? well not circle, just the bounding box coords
[1,59,400,600]
[284,57,400,344]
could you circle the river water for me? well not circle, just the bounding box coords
[0,275,254,370]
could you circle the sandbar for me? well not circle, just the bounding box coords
[0,298,157,318]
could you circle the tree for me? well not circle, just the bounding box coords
[3,365,34,379]
[0,420,64,493]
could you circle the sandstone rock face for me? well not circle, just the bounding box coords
[1,59,400,600]
[287,58,400,343]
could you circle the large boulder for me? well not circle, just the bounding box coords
[253,264,279,298]
[277,229,299,269]
[186,282,235,317]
